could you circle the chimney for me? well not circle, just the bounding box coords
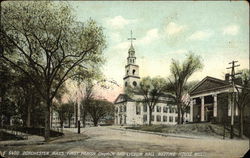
[225,73,230,82]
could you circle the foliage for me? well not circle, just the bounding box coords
[86,99,114,126]
[167,53,203,124]
[1,1,106,140]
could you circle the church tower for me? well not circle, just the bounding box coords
[123,31,140,88]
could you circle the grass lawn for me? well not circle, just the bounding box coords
[126,123,241,138]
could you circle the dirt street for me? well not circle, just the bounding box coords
[0,126,248,158]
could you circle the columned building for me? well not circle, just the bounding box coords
[189,76,239,123]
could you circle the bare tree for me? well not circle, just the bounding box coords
[0,2,106,141]
[235,69,250,138]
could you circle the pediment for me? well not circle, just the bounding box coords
[114,94,128,104]
[190,76,231,95]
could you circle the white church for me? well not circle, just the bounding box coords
[114,33,190,125]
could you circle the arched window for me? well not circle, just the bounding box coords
[125,82,128,87]
[132,69,135,75]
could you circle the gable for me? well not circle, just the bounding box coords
[190,76,231,95]
[114,94,134,104]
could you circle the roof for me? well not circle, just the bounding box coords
[189,76,232,96]
[114,94,134,104]
[114,92,173,104]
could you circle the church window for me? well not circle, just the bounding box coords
[132,69,135,75]
[127,70,129,75]
[136,105,141,115]
[143,115,147,122]
[133,81,137,87]
[143,104,147,112]
[125,82,128,87]
[124,105,126,112]
[120,106,122,112]
[157,106,161,112]
[156,115,161,122]
[163,116,168,122]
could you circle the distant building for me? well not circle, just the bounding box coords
[114,34,189,125]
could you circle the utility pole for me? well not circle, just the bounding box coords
[227,60,241,139]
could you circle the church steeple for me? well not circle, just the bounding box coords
[127,30,136,64]
[123,30,140,88]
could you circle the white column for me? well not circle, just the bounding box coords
[190,99,193,122]
[213,94,217,117]
[201,96,205,121]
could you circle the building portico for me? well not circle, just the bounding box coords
[189,76,239,123]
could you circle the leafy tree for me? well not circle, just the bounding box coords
[235,69,250,138]
[167,53,203,124]
[1,1,106,141]
[126,76,167,125]
[86,99,114,126]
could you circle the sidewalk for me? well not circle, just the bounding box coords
[0,129,44,147]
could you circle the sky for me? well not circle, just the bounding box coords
[68,1,249,102]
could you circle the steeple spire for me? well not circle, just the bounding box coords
[128,30,136,46]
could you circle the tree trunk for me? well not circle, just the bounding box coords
[240,108,244,138]
[93,119,98,126]
[75,103,78,128]
[177,104,181,124]
[60,121,63,129]
[149,108,152,126]
[26,103,31,127]
[68,117,71,128]
[44,100,51,141]
[82,110,86,128]
[181,110,184,124]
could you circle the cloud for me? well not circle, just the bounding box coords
[223,25,239,35]
[138,28,160,45]
[109,32,121,43]
[105,16,136,29]
[165,22,186,36]
[188,30,213,40]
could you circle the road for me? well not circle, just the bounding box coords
[0,126,249,158]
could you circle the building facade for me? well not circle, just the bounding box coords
[114,40,189,125]
[189,76,240,123]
